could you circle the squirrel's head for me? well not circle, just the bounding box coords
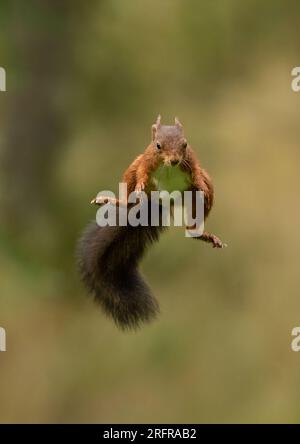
[151,115,188,166]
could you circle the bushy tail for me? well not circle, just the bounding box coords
[77,216,164,330]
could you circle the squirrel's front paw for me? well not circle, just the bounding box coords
[135,182,145,193]
[134,183,146,201]
[91,196,115,206]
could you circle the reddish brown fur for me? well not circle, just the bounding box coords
[94,116,225,247]
[122,146,213,215]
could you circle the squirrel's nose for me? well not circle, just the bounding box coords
[171,160,179,166]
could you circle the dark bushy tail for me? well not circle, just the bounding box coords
[77,214,164,330]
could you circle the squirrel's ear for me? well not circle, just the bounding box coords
[152,125,157,140]
[175,117,183,128]
[152,114,161,140]
[155,114,161,126]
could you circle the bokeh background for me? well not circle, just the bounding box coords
[0,0,300,423]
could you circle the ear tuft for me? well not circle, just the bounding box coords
[152,114,161,140]
[175,117,183,128]
[156,114,161,126]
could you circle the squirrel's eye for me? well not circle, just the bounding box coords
[156,142,161,150]
[182,141,187,149]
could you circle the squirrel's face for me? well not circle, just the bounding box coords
[151,116,188,166]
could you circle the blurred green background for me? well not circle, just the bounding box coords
[1,0,300,423]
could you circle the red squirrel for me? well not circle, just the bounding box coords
[78,116,226,330]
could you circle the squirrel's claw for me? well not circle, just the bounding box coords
[91,196,112,206]
[212,237,227,249]
[91,196,103,205]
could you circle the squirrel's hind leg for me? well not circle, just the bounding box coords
[196,230,227,248]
